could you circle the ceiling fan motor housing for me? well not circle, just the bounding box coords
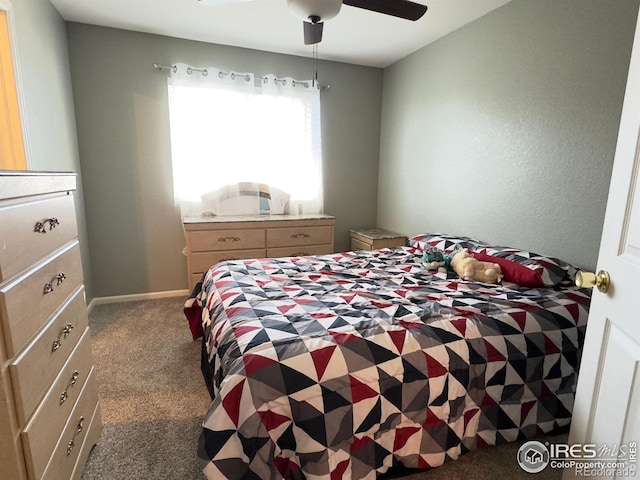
[287,0,342,22]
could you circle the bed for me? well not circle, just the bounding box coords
[185,233,590,480]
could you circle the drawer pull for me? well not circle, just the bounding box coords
[290,233,311,239]
[220,257,239,262]
[291,252,310,257]
[52,323,74,352]
[218,236,241,243]
[66,416,85,456]
[59,370,80,405]
[34,217,60,234]
[43,272,66,295]
[63,322,74,338]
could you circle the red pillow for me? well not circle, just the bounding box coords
[473,250,545,288]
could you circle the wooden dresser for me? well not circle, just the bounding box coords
[183,214,336,290]
[0,172,102,480]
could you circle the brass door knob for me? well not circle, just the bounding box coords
[575,270,611,293]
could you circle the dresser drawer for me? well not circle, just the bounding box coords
[190,249,266,273]
[40,375,99,480]
[22,349,97,480]
[0,241,83,359]
[0,193,78,283]
[69,402,102,480]
[267,226,333,248]
[267,245,333,258]
[189,228,265,252]
[10,287,88,427]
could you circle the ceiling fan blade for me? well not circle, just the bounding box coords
[342,0,427,21]
[303,21,324,45]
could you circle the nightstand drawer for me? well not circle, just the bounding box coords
[189,228,265,252]
[0,193,78,283]
[10,287,88,427]
[350,237,371,251]
[0,241,83,358]
[267,226,333,248]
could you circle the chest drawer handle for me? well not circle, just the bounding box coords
[218,236,241,243]
[290,233,311,239]
[43,273,66,295]
[63,323,74,338]
[59,370,80,405]
[51,323,74,352]
[34,217,60,234]
[66,416,85,456]
[291,252,310,257]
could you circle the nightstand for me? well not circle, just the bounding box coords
[350,228,407,251]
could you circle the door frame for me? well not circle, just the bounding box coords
[0,0,30,170]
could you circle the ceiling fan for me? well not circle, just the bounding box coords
[198,0,428,45]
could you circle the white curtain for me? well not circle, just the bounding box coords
[167,64,323,217]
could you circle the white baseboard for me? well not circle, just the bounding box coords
[87,289,189,315]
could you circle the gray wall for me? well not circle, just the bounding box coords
[377,0,640,271]
[66,24,383,299]
[10,0,92,298]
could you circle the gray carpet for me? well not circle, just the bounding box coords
[82,296,566,480]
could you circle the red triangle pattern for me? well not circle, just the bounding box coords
[483,339,506,362]
[388,330,406,354]
[243,353,278,376]
[422,408,447,429]
[222,379,244,427]
[233,325,261,339]
[277,304,297,314]
[330,460,350,480]
[565,303,580,323]
[544,335,561,354]
[311,345,336,380]
[451,318,467,336]
[350,435,373,453]
[511,311,527,331]
[464,408,479,429]
[258,410,291,431]
[424,353,448,378]
[393,426,421,451]
[330,331,360,345]
[418,455,431,469]
[350,376,378,403]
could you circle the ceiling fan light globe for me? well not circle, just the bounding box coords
[287,0,342,22]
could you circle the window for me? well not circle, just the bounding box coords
[167,64,323,215]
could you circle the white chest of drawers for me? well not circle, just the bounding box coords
[0,172,102,480]
[183,214,336,291]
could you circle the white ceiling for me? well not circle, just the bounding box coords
[49,0,512,68]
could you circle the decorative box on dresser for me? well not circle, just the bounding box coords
[183,214,336,290]
[0,172,102,480]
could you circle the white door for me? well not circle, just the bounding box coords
[564,6,640,480]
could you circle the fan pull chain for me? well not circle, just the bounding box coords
[313,44,318,89]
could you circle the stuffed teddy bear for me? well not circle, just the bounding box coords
[449,247,503,284]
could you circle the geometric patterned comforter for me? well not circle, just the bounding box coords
[192,246,590,479]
